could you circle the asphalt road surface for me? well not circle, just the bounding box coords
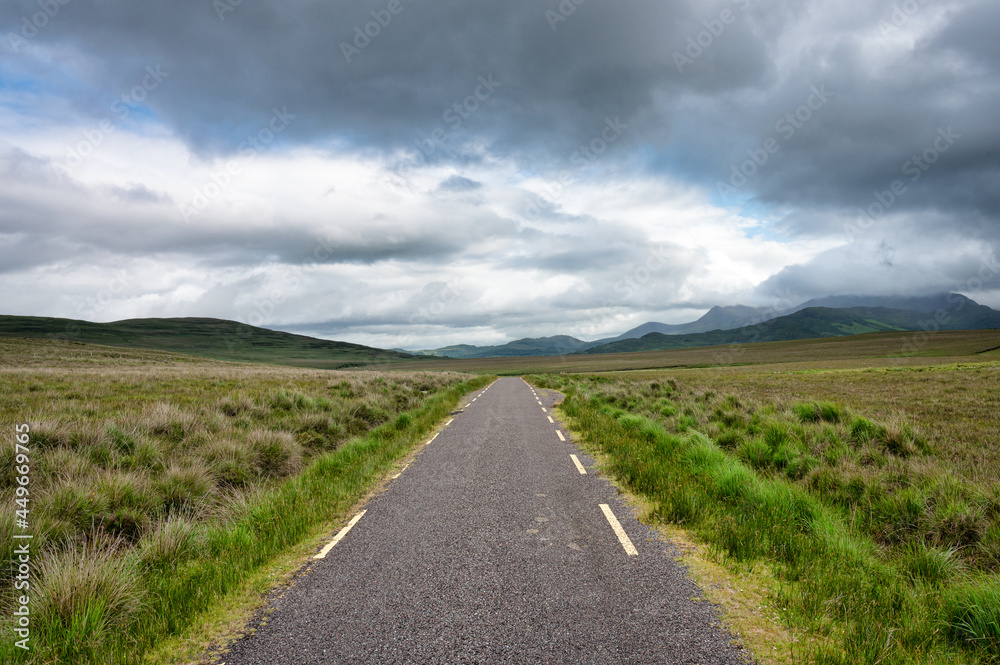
[222,377,747,664]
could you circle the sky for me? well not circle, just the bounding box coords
[1,0,998,349]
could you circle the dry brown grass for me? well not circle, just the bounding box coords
[638,362,1000,479]
[382,329,1000,374]
[0,337,472,590]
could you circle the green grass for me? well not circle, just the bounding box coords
[531,370,1000,664]
[0,338,491,663]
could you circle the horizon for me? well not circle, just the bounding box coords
[5,289,994,353]
[2,1,999,349]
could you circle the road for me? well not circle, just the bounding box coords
[223,377,746,664]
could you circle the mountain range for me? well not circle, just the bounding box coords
[2,293,997,366]
[413,293,1000,358]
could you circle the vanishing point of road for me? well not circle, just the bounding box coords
[223,377,747,664]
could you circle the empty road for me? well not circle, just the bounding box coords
[223,377,746,664]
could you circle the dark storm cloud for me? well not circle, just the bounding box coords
[2,0,999,343]
[6,0,995,217]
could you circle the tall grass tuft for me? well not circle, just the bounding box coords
[139,515,200,569]
[903,541,962,584]
[793,401,843,423]
[156,463,214,513]
[247,430,301,477]
[943,579,1000,660]
[34,538,142,662]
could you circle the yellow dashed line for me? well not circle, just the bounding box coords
[315,510,367,559]
[600,504,638,556]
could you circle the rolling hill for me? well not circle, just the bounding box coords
[0,315,422,369]
[412,335,592,358]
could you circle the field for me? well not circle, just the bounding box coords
[2,329,999,664]
[0,338,488,664]
[386,329,1000,374]
[526,346,1000,663]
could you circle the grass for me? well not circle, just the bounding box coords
[3,330,998,663]
[0,338,491,663]
[530,360,1000,664]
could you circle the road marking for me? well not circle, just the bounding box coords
[427,432,439,445]
[472,398,477,402]
[541,407,547,413]
[600,504,638,556]
[445,419,454,427]
[391,463,410,479]
[315,510,367,559]
[556,430,565,441]
[570,454,587,474]
[547,416,554,423]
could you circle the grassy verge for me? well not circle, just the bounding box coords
[0,338,492,663]
[530,372,999,665]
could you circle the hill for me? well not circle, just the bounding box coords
[579,305,1000,354]
[414,335,591,358]
[0,315,421,369]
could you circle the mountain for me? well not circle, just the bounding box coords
[0,315,421,369]
[796,293,965,313]
[412,294,1000,359]
[591,305,781,345]
[415,335,591,359]
[596,293,994,344]
[580,304,1000,355]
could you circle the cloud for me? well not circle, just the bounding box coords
[437,175,483,193]
[0,0,996,348]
